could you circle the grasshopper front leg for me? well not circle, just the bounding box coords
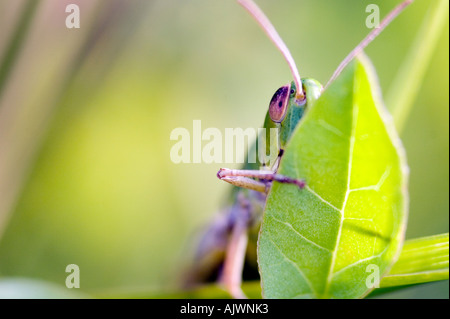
[217,168,306,192]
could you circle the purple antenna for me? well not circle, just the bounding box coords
[325,0,414,89]
[238,0,304,100]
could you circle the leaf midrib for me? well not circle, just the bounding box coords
[323,75,359,298]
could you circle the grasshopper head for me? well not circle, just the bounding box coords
[268,78,322,148]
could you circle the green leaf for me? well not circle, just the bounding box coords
[257,54,409,299]
[380,233,449,288]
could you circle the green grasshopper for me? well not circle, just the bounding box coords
[188,0,413,299]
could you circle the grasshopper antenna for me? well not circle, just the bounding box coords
[238,0,305,100]
[325,0,414,89]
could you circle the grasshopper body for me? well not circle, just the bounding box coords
[188,80,322,297]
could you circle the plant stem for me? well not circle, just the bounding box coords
[0,0,40,101]
[387,0,449,133]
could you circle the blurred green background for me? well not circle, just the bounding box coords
[0,0,447,298]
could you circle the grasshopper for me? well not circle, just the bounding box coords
[187,0,413,299]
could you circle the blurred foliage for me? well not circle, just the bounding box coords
[0,0,447,298]
[0,278,88,299]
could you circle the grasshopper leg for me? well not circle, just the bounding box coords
[217,167,305,191]
[218,175,268,193]
[220,193,252,299]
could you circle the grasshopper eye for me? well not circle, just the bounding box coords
[269,84,290,123]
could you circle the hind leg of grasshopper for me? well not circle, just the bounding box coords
[219,192,253,299]
[217,168,306,191]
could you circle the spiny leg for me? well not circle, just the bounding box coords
[217,168,305,191]
[219,193,252,299]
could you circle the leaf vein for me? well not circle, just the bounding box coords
[305,185,341,212]
[266,237,316,296]
[349,166,392,192]
[332,245,389,278]
[270,216,332,253]
[317,119,345,137]
[291,151,341,213]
